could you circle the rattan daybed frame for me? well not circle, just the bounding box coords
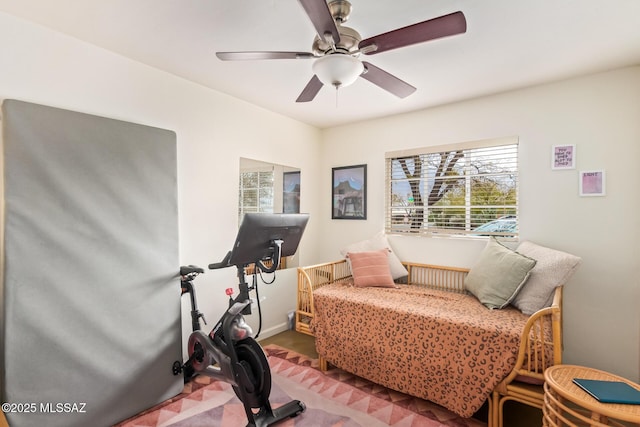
[295,259,563,427]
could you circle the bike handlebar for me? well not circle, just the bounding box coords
[208,251,232,270]
[207,239,283,272]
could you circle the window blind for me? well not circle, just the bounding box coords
[238,170,274,220]
[385,137,519,238]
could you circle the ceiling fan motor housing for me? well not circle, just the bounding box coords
[312,0,360,55]
[312,24,361,55]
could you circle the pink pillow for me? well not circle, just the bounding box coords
[347,250,396,288]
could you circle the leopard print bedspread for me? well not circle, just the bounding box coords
[311,281,530,418]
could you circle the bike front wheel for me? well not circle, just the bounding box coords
[231,337,272,408]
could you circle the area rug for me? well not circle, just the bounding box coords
[114,345,486,427]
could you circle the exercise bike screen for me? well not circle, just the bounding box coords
[228,213,309,266]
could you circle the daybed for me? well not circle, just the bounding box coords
[296,238,580,427]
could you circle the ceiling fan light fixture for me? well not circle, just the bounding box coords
[312,54,364,88]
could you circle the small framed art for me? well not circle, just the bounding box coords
[283,171,300,213]
[579,170,606,197]
[552,144,576,170]
[332,164,367,219]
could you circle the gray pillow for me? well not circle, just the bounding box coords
[511,241,581,315]
[465,238,537,309]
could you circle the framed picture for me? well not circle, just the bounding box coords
[579,170,606,197]
[552,144,576,170]
[332,164,367,219]
[283,171,300,213]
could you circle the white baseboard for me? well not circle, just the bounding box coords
[257,322,290,340]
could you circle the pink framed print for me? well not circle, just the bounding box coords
[552,144,575,170]
[579,170,606,197]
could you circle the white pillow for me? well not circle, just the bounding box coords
[511,241,581,315]
[340,231,408,280]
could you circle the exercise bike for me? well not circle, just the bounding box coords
[172,213,309,427]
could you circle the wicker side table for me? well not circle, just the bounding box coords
[543,364,640,426]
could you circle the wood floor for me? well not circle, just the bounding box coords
[260,329,318,359]
[259,329,543,427]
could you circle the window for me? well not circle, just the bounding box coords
[238,169,274,220]
[385,137,519,238]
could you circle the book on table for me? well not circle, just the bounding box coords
[573,378,640,404]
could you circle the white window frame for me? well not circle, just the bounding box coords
[238,168,275,221]
[385,136,519,239]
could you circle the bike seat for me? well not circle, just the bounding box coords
[180,265,204,276]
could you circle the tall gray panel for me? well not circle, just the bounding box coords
[1,100,182,426]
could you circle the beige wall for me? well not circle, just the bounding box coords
[2,10,639,382]
[319,66,640,381]
[0,11,323,346]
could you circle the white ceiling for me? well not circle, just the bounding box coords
[2,0,640,129]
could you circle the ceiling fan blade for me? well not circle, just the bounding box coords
[360,62,416,98]
[297,0,341,44]
[216,51,316,61]
[359,11,466,55]
[296,75,324,102]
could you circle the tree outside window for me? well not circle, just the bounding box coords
[386,138,518,238]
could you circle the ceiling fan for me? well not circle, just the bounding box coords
[216,0,466,102]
